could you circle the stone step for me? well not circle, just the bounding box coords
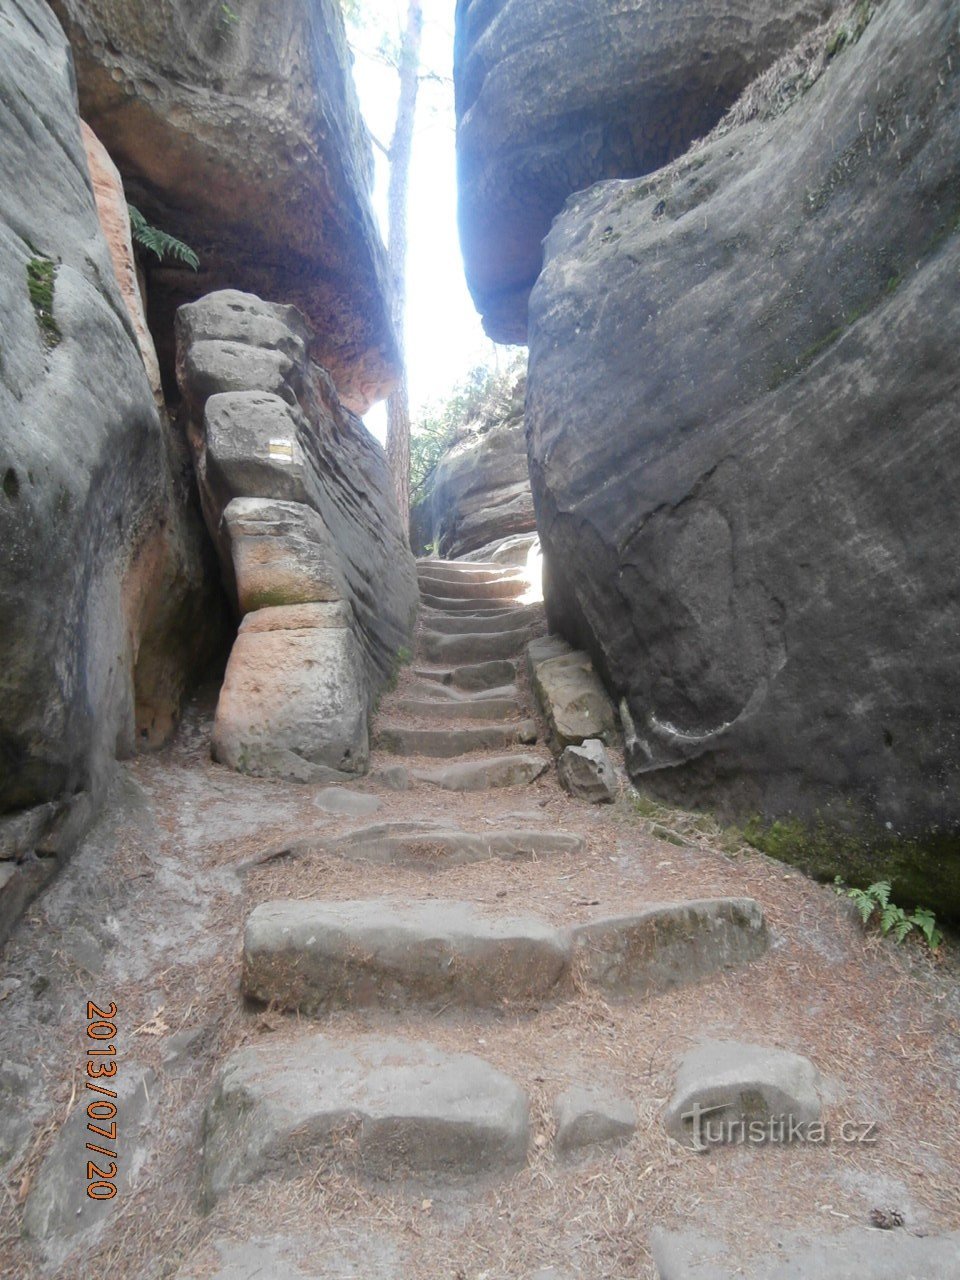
[420,592,523,613]
[416,561,519,583]
[377,722,520,756]
[420,628,533,664]
[242,899,571,1013]
[419,574,527,601]
[201,1033,530,1207]
[414,754,549,790]
[421,605,540,635]
[329,822,585,867]
[405,678,517,702]
[395,696,519,721]
[414,660,518,691]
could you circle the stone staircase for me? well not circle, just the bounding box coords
[199,557,770,1208]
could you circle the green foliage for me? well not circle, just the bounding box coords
[218,3,240,27]
[826,0,875,58]
[128,205,199,271]
[26,254,61,347]
[833,877,943,951]
[410,355,525,503]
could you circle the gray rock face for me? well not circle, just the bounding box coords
[526,0,960,912]
[553,1084,637,1156]
[178,291,417,779]
[455,0,835,341]
[664,1042,823,1149]
[413,377,535,557]
[557,740,618,804]
[242,899,570,1013]
[572,898,768,995]
[528,638,617,751]
[0,0,220,936]
[651,1226,960,1280]
[49,0,397,410]
[201,1034,530,1206]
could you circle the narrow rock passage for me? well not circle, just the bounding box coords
[1,559,958,1280]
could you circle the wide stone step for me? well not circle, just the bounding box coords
[201,1034,530,1206]
[420,628,533,664]
[419,573,527,601]
[421,605,540,635]
[414,660,518,691]
[416,561,518,583]
[420,592,523,613]
[395,696,519,721]
[330,822,585,867]
[414,754,549,790]
[405,678,517,702]
[243,899,571,1013]
[378,722,519,756]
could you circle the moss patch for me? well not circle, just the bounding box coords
[26,255,61,348]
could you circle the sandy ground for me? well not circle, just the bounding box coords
[1,620,958,1280]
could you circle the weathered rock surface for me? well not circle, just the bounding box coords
[415,754,549,791]
[178,290,417,778]
[553,1084,637,1156]
[50,0,397,409]
[572,899,768,995]
[0,0,220,940]
[242,899,570,1012]
[455,0,836,341]
[412,374,535,556]
[528,637,617,751]
[651,1226,960,1280]
[201,1034,530,1205]
[378,723,520,758]
[213,604,369,779]
[526,0,960,912]
[664,1042,823,1148]
[415,660,518,692]
[557,740,618,804]
[329,823,585,867]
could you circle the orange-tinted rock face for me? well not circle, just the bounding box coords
[80,121,163,406]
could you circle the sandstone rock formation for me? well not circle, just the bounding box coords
[177,290,418,779]
[525,0,960,911]
[50,0,398,411]
[455,0,837,341]
[0,0,220,942]
[412,373,535,557]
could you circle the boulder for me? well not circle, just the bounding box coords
[49,0,397,410]
[553,1084,637,1156]
[201,1034,530,1205]
[212,604,369,779]
[557,740,617,804]
[223,498,346,615]
[526,0,960,912]
[0,0,221,940]
[203,393,310,506]
[528,638,617,750]
[455,0,837,341]
[664,1042,824,1149]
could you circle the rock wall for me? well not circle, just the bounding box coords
[455,0,836,342]
[412,372,536,558]
[177,290,418,780]
[0,0,222,943]
[50,0,398,412]
[523,0,960,908]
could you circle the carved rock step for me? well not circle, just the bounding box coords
[242,896,768,1014]
[404,678,517,703]
[416,560,520,582]
[243,899,570,1012]
[329,821,585,867]
[377,723,520,756]
[418,573,527,601]
[422,605,540,635]
[201,1034,530,1207]
[414,754,549,790]
[395,696,519,722]
[414,660,518,691]
[421,628,534,664]
[420,592,524,613]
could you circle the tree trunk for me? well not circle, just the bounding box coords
[385,0,423,533]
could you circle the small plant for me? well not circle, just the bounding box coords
[834,877,943,950]
[218,3,240,27]
[26,254,61,347]
[128,205,199,271]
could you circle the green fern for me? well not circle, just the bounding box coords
[128,205,199,271]
[834,877,942,952]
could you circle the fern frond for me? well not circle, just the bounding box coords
[868,881,892,908]
[127,205,199,271]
